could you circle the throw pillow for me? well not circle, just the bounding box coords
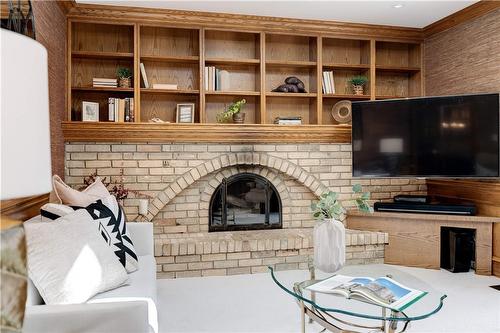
[52,175,110,206]
[84,195,139,273]
[39,197,139,273]
[24,210,128,305]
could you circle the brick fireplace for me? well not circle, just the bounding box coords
[65,142,426,278]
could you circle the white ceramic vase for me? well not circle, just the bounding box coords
[313,218,346,273]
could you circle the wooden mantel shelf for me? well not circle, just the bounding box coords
[62,122,352,143]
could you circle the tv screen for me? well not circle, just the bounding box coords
[352,93,500,177]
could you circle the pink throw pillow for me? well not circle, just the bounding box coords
[51,175,110,206]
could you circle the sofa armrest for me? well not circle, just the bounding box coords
[127,222,153,256]
[24,301,151,333]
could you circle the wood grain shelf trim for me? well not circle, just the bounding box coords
[67,4,424,41]
[140,89,200,94]
[205,58,260,65]
[376,65,421,73]
[266,92,318,98]
[205,91,261,96]
[322,63,370,70]
[72,87,135,92]
[62,122,351,143]
[348,210,500,223]
[72,50,134,59]
[140,55,200,63]
[266,60,316,68]
[323,94,371,99]
[375,95,407,100]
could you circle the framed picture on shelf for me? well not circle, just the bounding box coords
[82,101,99,122]
[176,103,195,123]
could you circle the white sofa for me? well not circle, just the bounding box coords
[23,222,158,333]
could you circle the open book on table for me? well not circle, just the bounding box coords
[306,275,427,312]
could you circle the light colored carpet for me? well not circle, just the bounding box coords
[157,264,500,333]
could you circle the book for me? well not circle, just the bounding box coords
[306,274,427,311]
[329,71,335,94]
[118,98,126,122]
[140,63,149,88]
[129,97,134,122]
[152,83,178,90]
[204,66,209,91]
[274,116,302,125]
[93,78,117,88]
[108,98,115,121]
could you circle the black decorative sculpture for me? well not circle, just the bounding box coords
[272,76,307,93]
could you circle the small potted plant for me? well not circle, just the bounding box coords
[348,75,368,95]
[216,99,246,124]
[311,184,372,273]
[116,67,132,88]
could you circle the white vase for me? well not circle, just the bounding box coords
[313,218,346,273]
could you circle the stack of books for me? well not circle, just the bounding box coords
[205,66,229,91]
[322,71,335,94]
[93,78,117,88]
[108,97,134,122]
[274,116,302,125]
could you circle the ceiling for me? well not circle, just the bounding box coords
[75,0,478,28]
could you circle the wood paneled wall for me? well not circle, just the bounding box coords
[424,8,500,95]
[32,1,67,178]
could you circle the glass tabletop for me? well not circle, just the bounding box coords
[270,264,447,324]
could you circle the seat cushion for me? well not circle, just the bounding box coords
[88,255,158,333]
[89,255,156,303]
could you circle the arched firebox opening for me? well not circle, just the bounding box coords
[209,173,282,232]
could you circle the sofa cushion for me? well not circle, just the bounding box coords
[24,210,129,305]
[89,255,158,333]
[52,175,110,206]
[40,195,139,273]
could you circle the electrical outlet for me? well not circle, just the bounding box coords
[163,160,169,167]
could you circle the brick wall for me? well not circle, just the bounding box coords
[65,142,426,278]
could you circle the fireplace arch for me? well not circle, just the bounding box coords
[209,173,282,232]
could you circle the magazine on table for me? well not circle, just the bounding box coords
[306,275,427,311]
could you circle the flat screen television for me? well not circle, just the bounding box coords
[352,93,500,177]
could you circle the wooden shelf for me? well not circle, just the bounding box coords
[322,63,370,70]
[205,58,260,65]
[72,51,134,59]
[141,88,199,94]
[205,91,260,96]
[323,94,371,99]
[376,95,407,99]
[68,20,423,130]
[72,87,134,92]
[376,65,421,72]
[266,60,316,68]
[141,55,199,63]
[62,122,352,143]
[266,92,317,98]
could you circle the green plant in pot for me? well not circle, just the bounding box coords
[116,67,132,88]
[216,99,246,123]
[348,75,368,95]
[311,184,373,273]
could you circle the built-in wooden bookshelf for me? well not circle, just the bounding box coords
[67,17,423,138]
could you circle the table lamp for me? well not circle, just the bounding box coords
[1,28,51,332]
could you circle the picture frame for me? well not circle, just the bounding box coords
[176,103,195,123]
[82,101,99,122]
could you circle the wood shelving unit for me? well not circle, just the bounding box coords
[67,18,423,139]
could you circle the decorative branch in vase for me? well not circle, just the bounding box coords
[310,184,373,273]
[80,169,153,203]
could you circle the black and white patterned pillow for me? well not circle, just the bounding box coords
[40,196,138,273]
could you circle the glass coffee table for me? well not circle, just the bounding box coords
[269,264,447,333]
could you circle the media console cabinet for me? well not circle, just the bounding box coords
[347,210,500,275]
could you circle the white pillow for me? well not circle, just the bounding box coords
[24,210,128,305]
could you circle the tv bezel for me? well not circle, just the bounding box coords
[351,93,500,179]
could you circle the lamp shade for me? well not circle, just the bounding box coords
[1,29,52,200]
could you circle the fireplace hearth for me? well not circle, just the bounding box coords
[209,173,282,232]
